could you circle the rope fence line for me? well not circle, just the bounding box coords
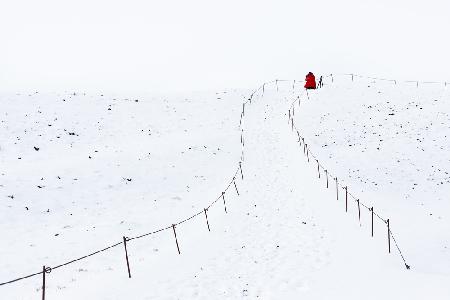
[328,73,449,87]
[1,76,415,297]
[0,81,275,299]
[286,76,411,269]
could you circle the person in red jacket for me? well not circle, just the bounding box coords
[304,72,317,89]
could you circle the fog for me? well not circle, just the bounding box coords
[1,0,449,93]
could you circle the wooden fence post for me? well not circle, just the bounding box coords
[42,266,46,300]
[222,192,227,213]
[325,170,329,188]
[335,177,339,200]
[357,199,361,226]
[123,236,131,278]
[239,162,244,180]
[316,160,320,178]
[172,224,181,254]
[234,180,240,196]
[387,219,391,253]
[371,207,374,237]
[204,208,211,231]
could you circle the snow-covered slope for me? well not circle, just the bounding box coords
[296,75,450,276]
[0,89,246,297]
[1,79,450,299]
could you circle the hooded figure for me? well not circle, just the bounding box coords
[304,72,317,89]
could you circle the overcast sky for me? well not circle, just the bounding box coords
[1,0,449,93]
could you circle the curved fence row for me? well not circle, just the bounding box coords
[1,75,419,298]
[286,75,411,269]
[0,82,275,299]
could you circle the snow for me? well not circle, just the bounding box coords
[296,75,450,276]
[1,78,450,299]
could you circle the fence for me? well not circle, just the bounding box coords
[1,75,421,298]
[0,81,275,299]
[325,72,449,88]
[286,74,412,270]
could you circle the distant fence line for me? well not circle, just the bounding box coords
[287,75,410,269]
[326,73,449,87]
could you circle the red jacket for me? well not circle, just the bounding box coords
[304,73,316,89]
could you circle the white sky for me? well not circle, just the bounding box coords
[1,0,449,93]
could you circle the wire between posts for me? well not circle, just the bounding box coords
[0,80,273,289]
[332,73,450,87]
[52,241,123,270]
[389,230,411,269]
[0,271,43,287]
[1,77,414,288]
[289,81,410,269]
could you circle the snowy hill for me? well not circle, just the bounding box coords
[296,75,450,275]
[1,79,450,299]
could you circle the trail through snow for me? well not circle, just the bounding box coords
[1,81,450,299]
